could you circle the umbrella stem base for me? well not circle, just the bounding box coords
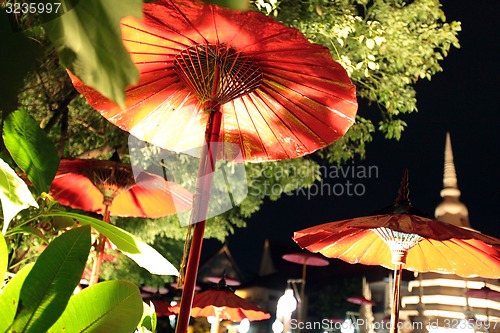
[89,206,111,286]
[390,263,403,333]
[89,234,107,286]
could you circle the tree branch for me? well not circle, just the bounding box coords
[75,144,114,159]
[43,89,78,133]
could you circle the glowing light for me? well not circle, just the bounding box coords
[277,288,297,316]
[340,319,355,333]
[272,319,284,333]
[238,318,250,333]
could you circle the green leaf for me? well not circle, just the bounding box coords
[0,264,34,333]
[2,109,59,194]
[43,212,179,276]
[14,226,49,244]
[42,0,142,109]
[52,216,76,231]
[48,280,143,333]
[0,158,39,234]
[12,226,91,333]
[138,301,157,333]
[0,233,8,284]
[205,0,249,10]
[0,12,44,112]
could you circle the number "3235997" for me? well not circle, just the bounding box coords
[4,2,62,15]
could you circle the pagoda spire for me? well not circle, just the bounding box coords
[443,132,459,192]
[259,239,277,276]
[434,132,470,228]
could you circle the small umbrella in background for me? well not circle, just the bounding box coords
[68,0,358,331]
[171,282,202,291]
[141,285,169,299]
[50,158,192,284]
[150,299,174,318]
[347,295,376,306]
[465,285,500,322]
[293,170,500,333]
[206,276,240,287]
[347,277,376,333]
[282,252,329,327]
[169,277,270,333]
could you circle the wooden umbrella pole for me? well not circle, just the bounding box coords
[176,106,223,333]
[297,261,307,332]
[390,263,403,333]
[89,202,111,286]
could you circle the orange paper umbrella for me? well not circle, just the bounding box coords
[69,1,357,330]
[50,159,192,218]
[50,158,192,284]
[293,171,500,333]
[169,278,270,332]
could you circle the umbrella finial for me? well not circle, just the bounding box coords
[393,169,411,213]
[215,271,232,291]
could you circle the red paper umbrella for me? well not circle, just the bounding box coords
[150,299,174,317]
[50,158,192,285]
[70,2,357,162]
[347,295,376,306]
[69,1,357,330]
[50,159,192,218]
[293,171,500,333]
[169,278,270,332]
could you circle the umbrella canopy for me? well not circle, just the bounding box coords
[169,278,270,333]
[150,299,174,317]
[465,286,500,299]
[50,158,191,285]
[206,276,240,286]
[293,171,500,333]
[169,289,270,322]
[347,295,376,306]
[282,252,329,267]
[282,252,329,328]
[293,213,500,278]
[50,159,192,218]
[69,0,357,162]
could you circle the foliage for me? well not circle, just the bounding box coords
[10,226,90,333]
[3,109,59,194]
[43,0,143,109]
[48,280,143,333]
[0,228,146,333]
[0,158,38,233]
[0,108,177,332]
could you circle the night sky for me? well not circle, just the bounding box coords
[204,0,500,275]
